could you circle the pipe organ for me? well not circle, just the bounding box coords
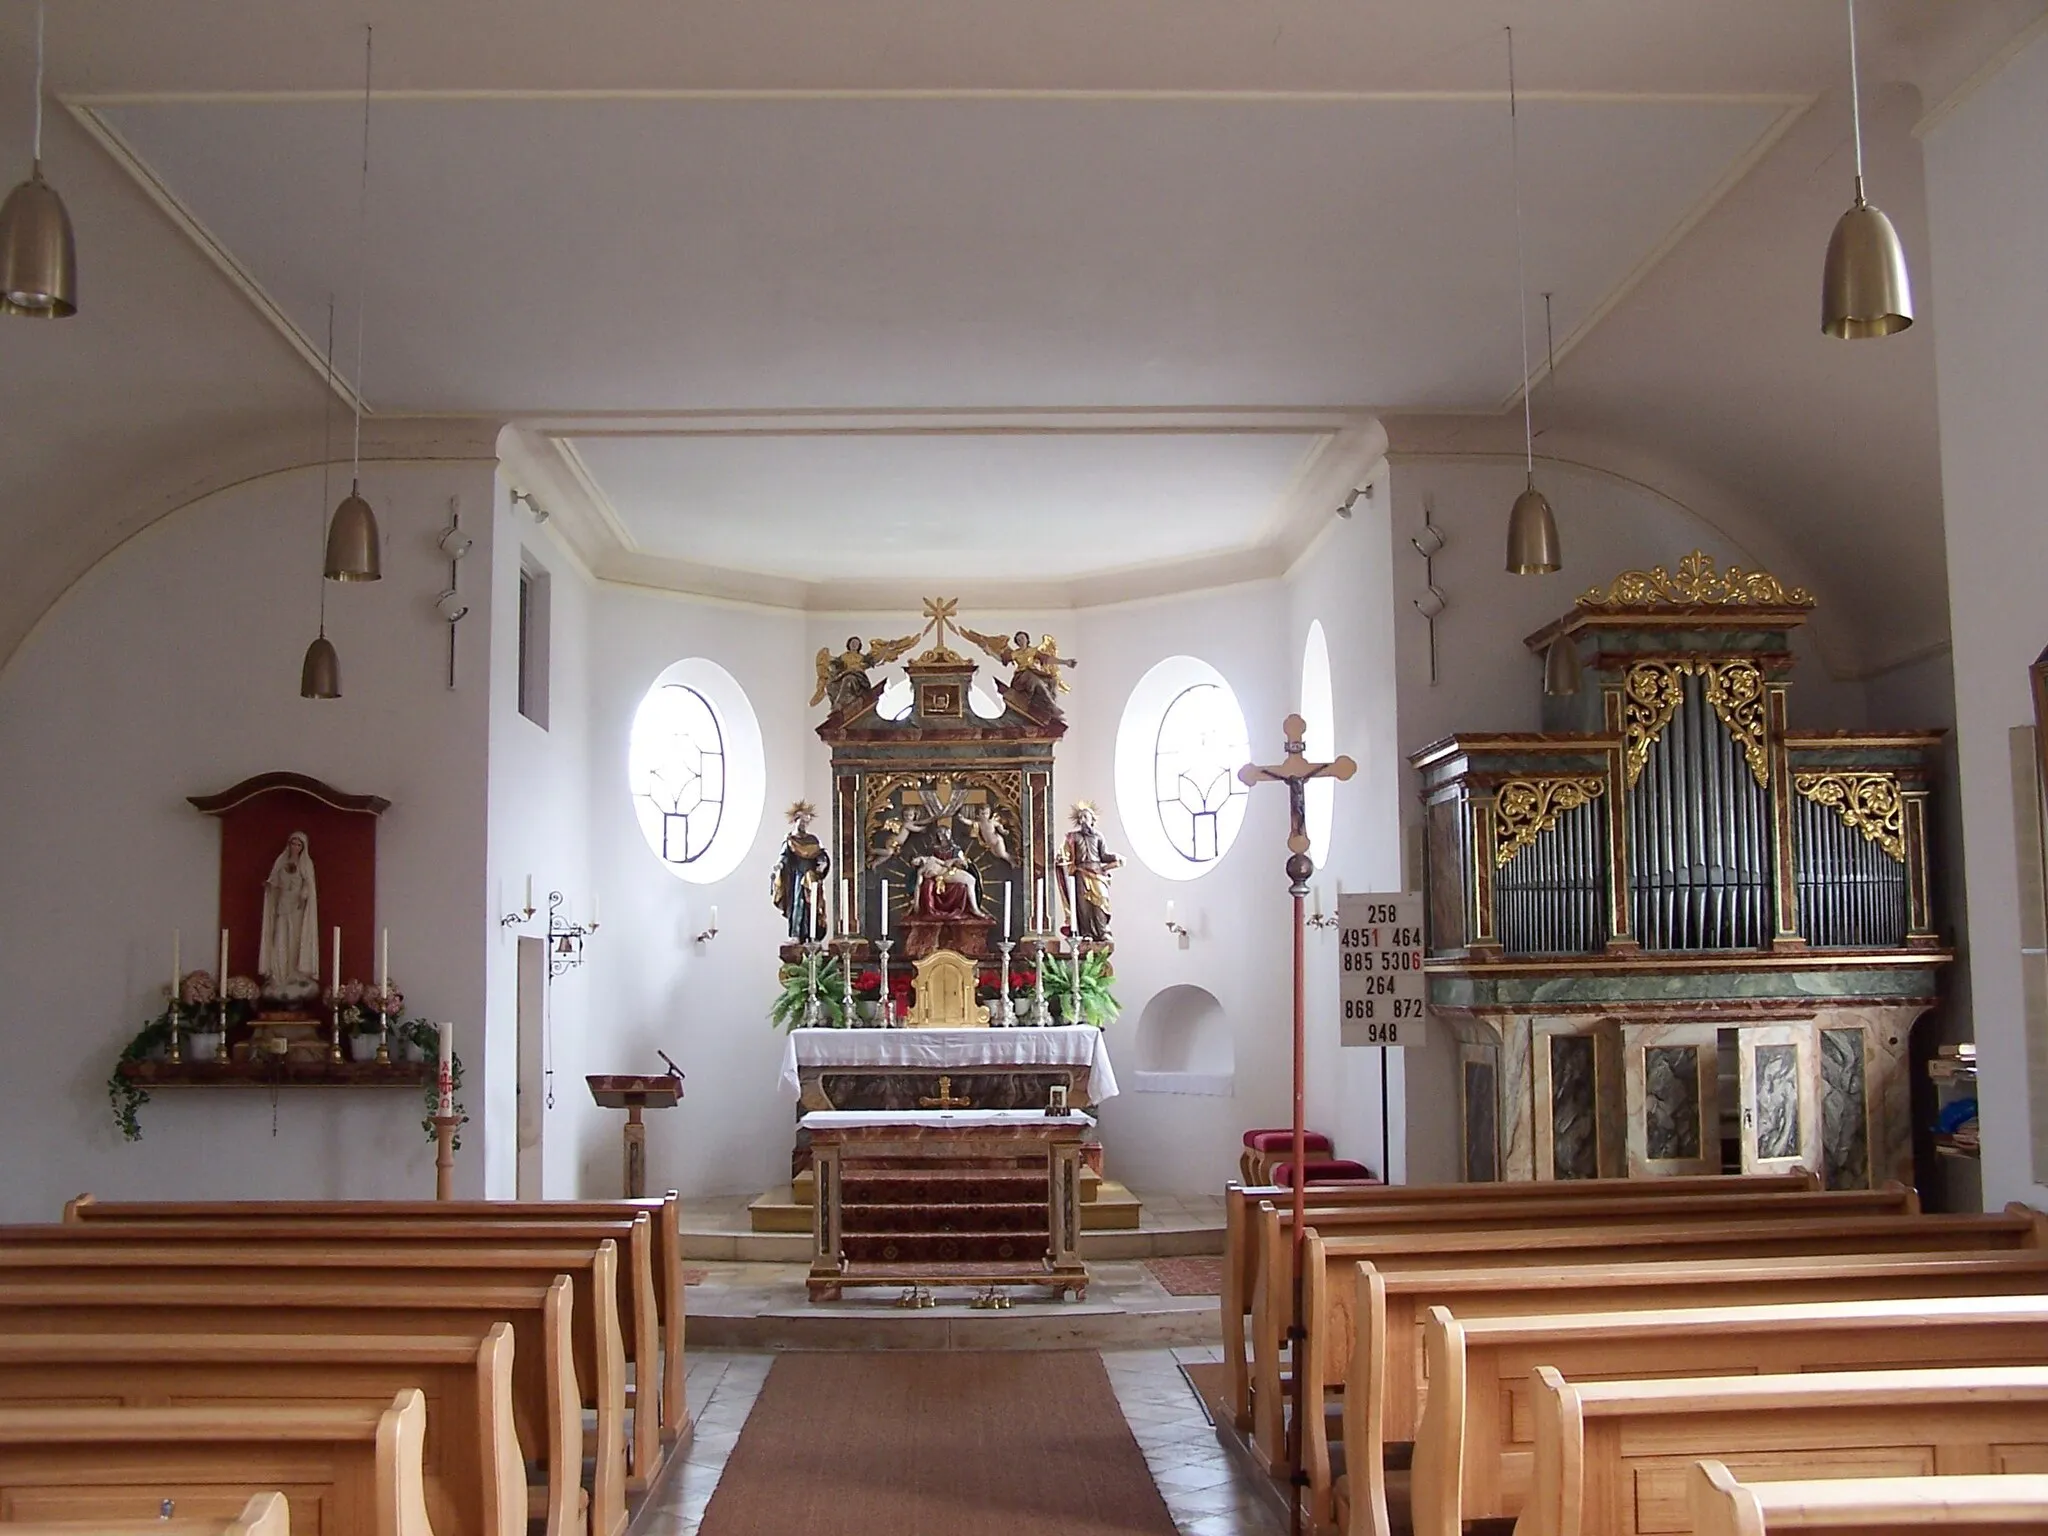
[1412,553,1948,1189]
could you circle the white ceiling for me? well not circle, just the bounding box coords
[565,430,1330,581]
[0,0,2039,665]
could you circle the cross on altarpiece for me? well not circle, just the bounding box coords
[1239,713,1356,893]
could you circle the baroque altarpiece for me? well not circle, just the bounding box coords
[1413,555,1947,1190]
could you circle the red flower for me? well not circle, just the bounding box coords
[855,970,881,992]
[978,969,1000,990]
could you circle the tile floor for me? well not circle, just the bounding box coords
[638,1345,1285,1536]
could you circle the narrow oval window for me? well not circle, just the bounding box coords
[628,658,766,884]
[1115,656,1252,880]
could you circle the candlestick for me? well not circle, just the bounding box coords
[995,938,1015,1027]
[801,941,825,1028]
[874,937,895,1026]
[168,929,183,1065]
[217,927,232,1061]
[436,1022,455,1117]
[1029,942,1049,1028]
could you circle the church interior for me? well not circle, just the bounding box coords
[4,2,2048,1534]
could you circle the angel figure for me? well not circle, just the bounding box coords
[870,814,913,862]
[967,801,1012,864]
[960,625,1079,719]
[809,630,921,717]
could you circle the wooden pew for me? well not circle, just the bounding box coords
[0,1388,430,1536]
[0,1277,582,1536]
[0,1243,625,1536]
[1254,1200,2013,1474]
[0,1491,292,1536]
[1690,1462,2048,1536]
[0,1330,522,1536]
[64,1193,688,1439]
[19,1214,665,1486]
[1221,1174,1869,1432]
[1523,1365,2048,1536]
[1409,1295,2048,1536]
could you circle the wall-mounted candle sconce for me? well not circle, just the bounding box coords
[695,905,720,945]
[1307,884,1340,931]
[548,890,599,977]
[1164,899,1189,949]
[501,875,538,928]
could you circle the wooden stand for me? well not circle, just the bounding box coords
[432,1114,459,1200]
[586,1074,685,1199]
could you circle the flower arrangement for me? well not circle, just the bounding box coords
[1039,949,1120,1027]
[769,956,848,1030]
[331,980,404,1036]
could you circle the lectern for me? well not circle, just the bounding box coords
[585,1069,684,1198]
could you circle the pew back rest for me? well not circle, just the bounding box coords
[0,1389,428,1536]
[1414,1295,2048,1536]
[0,1331,521,1536]
[1689,1461,2048,1536]
[1526,1365,2048,1536]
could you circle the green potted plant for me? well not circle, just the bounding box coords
[333,982,402,1062]
[1040,949,1119,1027]
[769,954,847,1030]
[396,1019,467,1147]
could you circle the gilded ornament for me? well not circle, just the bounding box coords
[1493,776,1607,868]
[1577,550,1816,611]
[1700,660,1769,787]
[1621,663,1686,788]
[1792,772,1906,861]
[1620,658,1769,789]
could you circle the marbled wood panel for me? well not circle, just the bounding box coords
[1549,1034,1599,1179]
[815,1069,1080,1111]
[1426,798,1466,952]
[1820,1028,1870,1190]
[1754,1043,1802,1160]
[1644,1045,1703,1160]
[1498,1020,1535,1180]
[1810,1003,1920,1187]
[1463,1057,1499,1182]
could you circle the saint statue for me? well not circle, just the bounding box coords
[1057,802,1122,941]
[809,631,921,718]
[911,830,985,919]
[960,626,1078,719]
[259,830,321,997]
[770,802,833,941]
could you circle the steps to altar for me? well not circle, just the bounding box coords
[692,1186,1213,1262]
[682,1255,1219,1351]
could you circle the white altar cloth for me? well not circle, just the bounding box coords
[777,1025,1119,1105]
[799,1109,1096,1130]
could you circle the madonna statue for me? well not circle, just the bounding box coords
[259,830,321,998]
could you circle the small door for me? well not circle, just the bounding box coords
[1737,1022,1820,1177]
[1622,1022,1720,1177]
[515,935,546,1200]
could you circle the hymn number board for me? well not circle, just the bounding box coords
[1337,892,1426,1047]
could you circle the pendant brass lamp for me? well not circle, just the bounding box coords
[324,26,382,582]
[1502,27,1560,575]
[0,0,77,317]
[1821,0,1912,338]
[302,300,342,699]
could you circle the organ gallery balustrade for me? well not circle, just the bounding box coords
[1408,554,1950,1188]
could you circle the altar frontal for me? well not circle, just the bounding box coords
[753,598,1139,1249]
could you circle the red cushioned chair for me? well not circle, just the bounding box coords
[1271,1158,1379,1188]
[1240,1128,1334,1184]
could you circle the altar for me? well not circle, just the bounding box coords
[777,1024,1119,1111]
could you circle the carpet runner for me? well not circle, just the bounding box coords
[696,1350,1180,1536]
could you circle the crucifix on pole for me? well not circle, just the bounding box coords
[1239,713,1355,1536]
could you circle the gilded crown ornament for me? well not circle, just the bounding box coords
[1577,551,1815,612]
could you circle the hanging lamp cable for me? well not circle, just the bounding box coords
[319,298,337,636]
[349,25,372,493]
[31,0,45,167]
[1846,0,1866,194]
[1509,26,1534,480]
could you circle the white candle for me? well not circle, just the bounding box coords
[437,1022,455,1116]
[879,880,889,938]
[332,926,342,993]
[525,874,534,912]
[591,893,601,928]
[840,877,851,937]
[171,930,180,1005]
[1040,877,1050,932]
[1003,883,1012,934]
[709,904,719,932]
[1166,898,1175,926]
[219,927,229,987]
[379,928,389,996]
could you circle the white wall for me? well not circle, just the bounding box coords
[1923,27,2048,1210]
[483,472,597,1199]
[0,457,499,1220]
